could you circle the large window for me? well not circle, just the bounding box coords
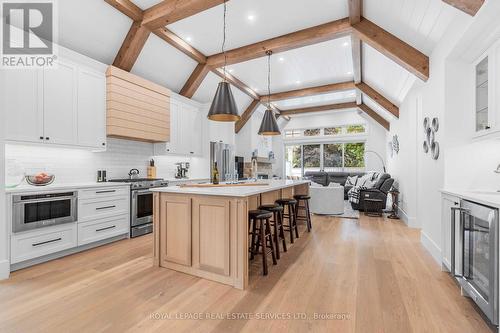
[285,145,302,177]
[284,124,366,138]
[285,142,365,177]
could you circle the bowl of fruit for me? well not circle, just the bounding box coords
[25,172,55,186]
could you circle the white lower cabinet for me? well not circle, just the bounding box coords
[78,195,129,222]
[441,193,460,270]
[10,185,130,267]
[78,214,129,246]
[11,223,78,264]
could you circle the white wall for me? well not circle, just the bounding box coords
[386,87,420,226]
[283,109,388,172]
[385,5,500,263]
[6,138,208,183]
[5,105,236,185]
[235,107,273,161]
[0,84,7,279]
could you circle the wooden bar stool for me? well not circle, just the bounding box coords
[248,209,277,275]
[294,194,312,232]
[275,198,298,243]
[259,204,287,259]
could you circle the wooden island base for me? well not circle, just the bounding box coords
[152,182,309,290]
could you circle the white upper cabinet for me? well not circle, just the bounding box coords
[154,95,202,156]
[43,61,78,145]
[472,38,500,139]
[77,68,106,148]
[3,69,44,143]
[3,46,107,150]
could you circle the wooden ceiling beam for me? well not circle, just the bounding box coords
[142,0,227,29]
[280,102,358,116]
[112,21,151,72]
[442,0,484,16]
[179,63,211,98]
[265,81,355,102]
[349,0,362,85]
[104,0,142,21]
[235,100,260,134]
[356,82,399,118]
[358,103,390,130]
[154,28,207,64]
[352,18,429,81]
[212,68,260,100]
[207,18,352,68]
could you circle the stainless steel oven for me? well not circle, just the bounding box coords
[12,191,78,233]
[451,199,498,325]
[132,189,153,227]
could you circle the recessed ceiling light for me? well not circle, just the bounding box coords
[343,42,349,47]
[279,57,285,62]
[347,71,352,75]
[295,80,301,84]
[247,14,255,21]
[186,37,192,42]
[228,69,234,73]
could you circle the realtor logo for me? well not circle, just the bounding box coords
[1,0,57,68]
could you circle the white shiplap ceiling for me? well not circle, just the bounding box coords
[228,37,354,94]
[55,0,463,119]
[167,0,349,56]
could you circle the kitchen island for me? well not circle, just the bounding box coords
[151,180,310,290]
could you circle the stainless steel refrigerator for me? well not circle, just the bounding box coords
[210,141,235,182]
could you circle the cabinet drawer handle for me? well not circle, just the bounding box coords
[96,225,116,232]
[96,205,116,210]
[32,238,62,247]
[45,137,50,140]
[95,190,116,194]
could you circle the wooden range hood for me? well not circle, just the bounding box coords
[106,66,170,143]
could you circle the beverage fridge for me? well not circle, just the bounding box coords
[210,141,235,182]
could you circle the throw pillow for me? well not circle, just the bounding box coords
[310,181,323,187]
[345,175,358,186]
[356,174,373,187]
[328,182,341,187]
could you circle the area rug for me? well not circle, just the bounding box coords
[312,200,359,219]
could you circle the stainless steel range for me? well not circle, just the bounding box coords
[108,178,168,238]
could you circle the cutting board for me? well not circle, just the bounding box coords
[178,182,269,188]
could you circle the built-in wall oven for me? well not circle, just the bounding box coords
[12,191,78,233]
[451,199,498,325]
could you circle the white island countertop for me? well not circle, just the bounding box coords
[151,179,310,197]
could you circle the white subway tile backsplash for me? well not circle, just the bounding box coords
[6,138,209,184]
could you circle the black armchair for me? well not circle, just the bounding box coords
[350,178,395,212]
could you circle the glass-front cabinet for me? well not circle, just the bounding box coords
[474,56,490,132]
[472,38,500,138]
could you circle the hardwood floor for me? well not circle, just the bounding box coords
[0,214,493,333]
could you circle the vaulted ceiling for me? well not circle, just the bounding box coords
[56,0,482,132]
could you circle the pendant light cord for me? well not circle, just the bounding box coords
[222,0,227,82]
[266,50,272,109]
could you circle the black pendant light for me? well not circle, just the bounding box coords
[258,51,281,136]
[207,0,240,122]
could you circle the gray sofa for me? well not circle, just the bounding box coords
[304,171,394,212]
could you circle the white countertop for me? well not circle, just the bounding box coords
[151,180,310,197]
[5,181,130,194]
[441,189,500,208]
[165,178,209,183]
